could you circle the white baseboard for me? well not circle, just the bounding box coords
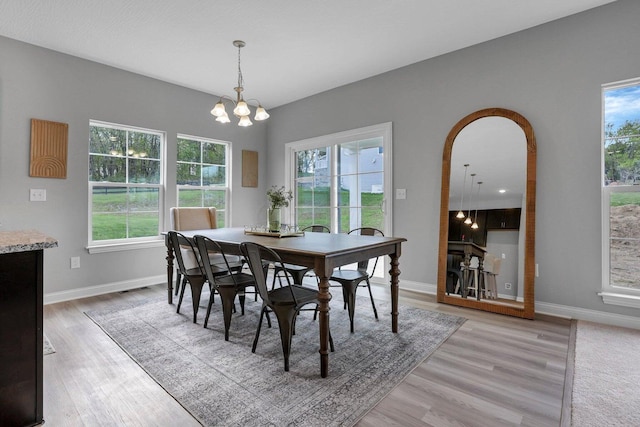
[395,279,640,330]
[45,276,640,330]
[44,275,166,305]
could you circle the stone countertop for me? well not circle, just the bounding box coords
[0,229,59,254]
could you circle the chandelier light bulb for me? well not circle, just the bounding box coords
[211,101,226,117]
[464,216,472,225]
[254,105,270,121]
[456,210,465,219]
[216,112,231,123]
[233,100,251,117]
[238,115,253,127]
[471,222,479,229]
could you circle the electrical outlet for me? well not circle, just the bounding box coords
[504,282,512,290]
[30,189,47,202]
[396,189,406,199]
[70,257,80,269]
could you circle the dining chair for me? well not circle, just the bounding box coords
[195,235,255,341]
[271,225,331,289]
[240,241,333,372]
[329,227,382,333]
[168,230,225,324]
[483,255,501,300]
[170,207,218,297]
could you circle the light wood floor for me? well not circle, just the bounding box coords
[43,284,571,426]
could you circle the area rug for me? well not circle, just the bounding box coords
[43,333,55,355]
[571,320,640,426]
[86,291,465,426]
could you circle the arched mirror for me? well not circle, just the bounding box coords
[437,108,536,319]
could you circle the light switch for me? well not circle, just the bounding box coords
[396,189,406,199]
[30,189,46,202]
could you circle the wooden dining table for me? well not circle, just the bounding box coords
[164,227,406,378]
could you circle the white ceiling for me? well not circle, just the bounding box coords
[0,0,616,109]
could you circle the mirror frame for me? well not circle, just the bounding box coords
[436,108,536,319]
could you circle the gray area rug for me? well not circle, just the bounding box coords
[86,290,465,426]
[43,333,55,355]
[572,320,640,426]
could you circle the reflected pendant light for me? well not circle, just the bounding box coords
[464,173,476,225]
[456,164,470,219]
[471,181,482,229]
[210,40,269,127]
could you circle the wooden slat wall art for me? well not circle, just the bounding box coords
[242,150,258,187]
[30,119,68,179]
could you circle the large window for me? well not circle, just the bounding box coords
[601,78,640,307]
[285,123,392,278]
[177,135,229,227]
[89,121,164,247]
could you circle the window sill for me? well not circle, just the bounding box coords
[87,239,165,254]
[598,292,640,309]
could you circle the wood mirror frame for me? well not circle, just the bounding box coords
[436,108,536,319]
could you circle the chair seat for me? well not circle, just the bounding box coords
[268,285,318,306]
[214,272,255,288]
[329,269,368,282]
[279,263,312,273]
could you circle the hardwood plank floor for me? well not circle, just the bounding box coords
[42,284,571,426]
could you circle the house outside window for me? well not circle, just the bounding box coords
[176,135,229,227]
[89,121,164,247]
[601,78,640,307]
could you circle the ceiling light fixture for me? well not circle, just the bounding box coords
[471,181,482,229]
[464,173,476,225]
[210,40,269,127]
[456,164,470,219]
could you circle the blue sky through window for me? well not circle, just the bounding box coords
[605,84,640,132]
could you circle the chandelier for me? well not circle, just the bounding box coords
[210,40,269,127]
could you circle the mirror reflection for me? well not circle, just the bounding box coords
[437,108,536,319]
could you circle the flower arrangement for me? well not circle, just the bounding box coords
[266,185,293,209]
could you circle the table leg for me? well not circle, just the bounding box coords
[389,253,400,333]
[317,275,332,378]
[165,236,174,304]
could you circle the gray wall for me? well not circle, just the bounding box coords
[2,0,639,322]
[266,0,640,320]
[0,37,268,297]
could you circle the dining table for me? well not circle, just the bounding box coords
[164,227,406,378]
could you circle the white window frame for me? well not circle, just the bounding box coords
[284,122,393,281]
[88,121,166,253]
[599,77,640,308]
[176,134,231,227]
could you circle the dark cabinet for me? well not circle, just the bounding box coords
[448,208,521,247]
[0,250,44,427]
[486,208,522,230]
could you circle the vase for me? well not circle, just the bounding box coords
[267,207,281,232]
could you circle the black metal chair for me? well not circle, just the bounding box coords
[168,231,229,324]
[194,235,256,341]
[271,225,330,289]
[329,227,382,333]
[240,241,333,372]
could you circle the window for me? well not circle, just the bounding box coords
[285,123,392,279]
[601,78,640,307]
[89,121,164,248]
[177,135,229,227]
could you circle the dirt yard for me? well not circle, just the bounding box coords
[609,204,640,288]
